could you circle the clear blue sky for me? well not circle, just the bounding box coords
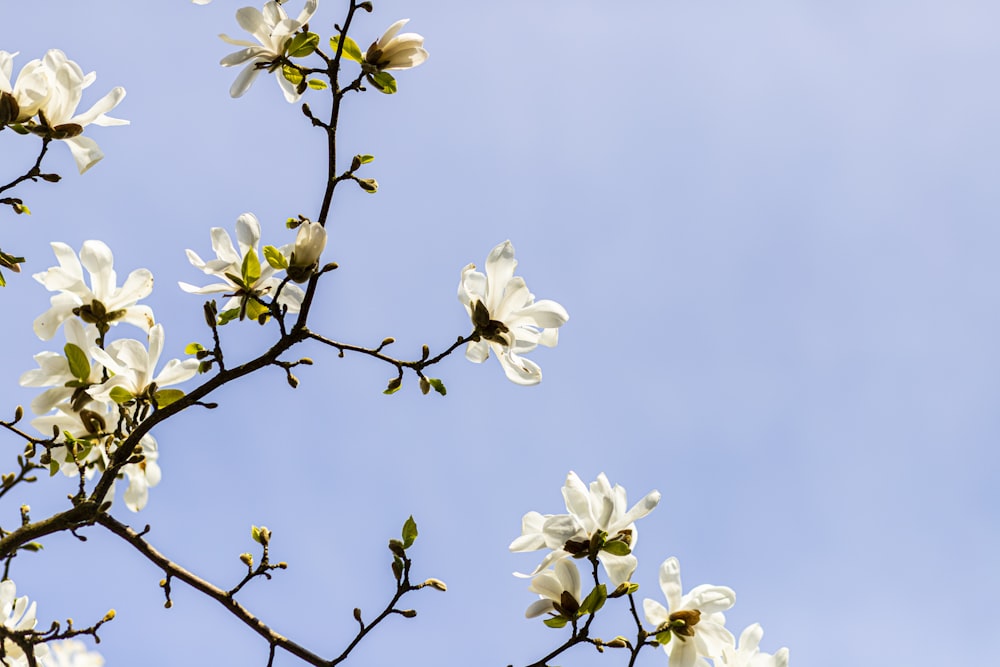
[2,2,998,666]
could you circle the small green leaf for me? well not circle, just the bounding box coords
[185,342,205,355]
[108,386,134,404]
[402,516,418,549]
[263,245,289,270]
[286,31,319,58]
[281,64,304,85]
[153,389,185,409]
[654,631,672,645]
[306,79,328,90]
[0,271,6,287]
[368,71,397,94]
[383,377,402,395]
[48,460,59,476]
[63,343,91,381]
[578,584,607,616]
[543,616,569,629]
[245,299,269,322]
[359,154,374,164]
[427,378,447,396]
[218,308,240,326]
[330,34,364,63]
[602,540,631,557]
[242,248,261,287]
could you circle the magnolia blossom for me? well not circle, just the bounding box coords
[510,472,660,586]
[524,559,582,619]
[20,319,103,415]
[0,50,126,173]
[31,403,112,477]
[719,624,790,667]
[287,220,327,282]
[364,19,428,71]
[89,324,199,406]
[0,580,46,665]
[33,240,154,341]
[39,640,104,667]
[219,0,318,102]
[179,212,304,317]
[643,557,736,667]
[458,241,568,385]
[120,435,161,512]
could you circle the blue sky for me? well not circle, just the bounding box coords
[2,1,998,666]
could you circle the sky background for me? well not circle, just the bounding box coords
[1,1,998,666]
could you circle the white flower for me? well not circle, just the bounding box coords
[179,212,304,320]
[364,19,428,71]
[458,240,568,385]
[31,402,112,477]
[643,557,736,667]
[287,220,327,282]
[20,319,104,415]
[0,50,126,173]
[39,640,104,667]
[524,559,582,619]
[0,580,46,665]
[510,472,660,586]
[719,624,789,667]
[219,0,318,102]
[88,324,199,407]
[120,435,161,512]
[32,240,154,341]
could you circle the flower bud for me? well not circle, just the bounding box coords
[423,578,447,592]
[287,221,327,283]
[240,552,254,567]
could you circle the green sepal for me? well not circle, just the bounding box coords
[185,342,205,355]
[153,389,185,409]
[330,34,363,63]
[263,245,289,270]
[543,616,569,629]
[108,386,134,404]
[427,378,447,396]
[286,31,319,58]
[281,64,304,85]
[602,540,631,556]
[401,515,418,549]
[63,343,91,381]
[307,79,328,90]
[368,71,397,94]
[578,584,607,616]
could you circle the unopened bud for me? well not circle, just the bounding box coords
[159,579,167,587]
[277,561,288,569]
[355,177,378,193]
[605,637,629,649]
[240,553,253,567]
[423,578,447,592]
[380,337,395,347]
[164,600,173,609]
[399,609,417,618]
[14,405,23,422]
[103,609,116,622]
[353,608,362,622]
[287,221,327,283]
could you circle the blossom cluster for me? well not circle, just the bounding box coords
[20,242,194,512]
[511,473,788,667]
[0,49,126,173]
[1,579,104,666]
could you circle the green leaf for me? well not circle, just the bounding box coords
[281,64,304,85]
[307,79,328,90]
[245,298,269,322]
[401,516,418,549]
[383,376,402,395]
[286,31,319,58]
[108,386,134,405]
[602,540,631,557]
[153,389,185,409]
[242,248,261,287]
[578,584,607,616]
[368,71,397,94]
[543,616,569,629]
[359,154,374,164]
[263,245,289,270]
[427,378,447,396]
[185,342,205,355]
[48,460,59,476]
[654,631,672,645]
[0,271,6,287]
[63,343,91,381]
[330,34,364,63]
[218,308,240,326]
